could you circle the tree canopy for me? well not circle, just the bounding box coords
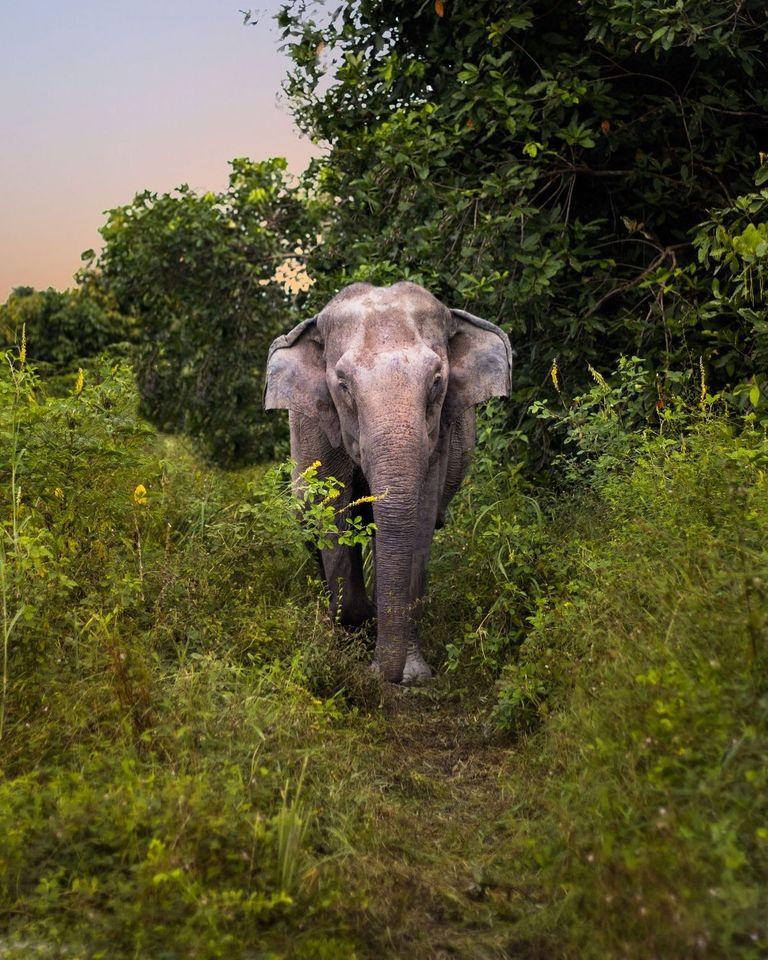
[0,284,131,373]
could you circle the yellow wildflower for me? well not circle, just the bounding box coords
[53,487,64,501]
[74,369,84,396]
[699,356,707,405]
[587,363,607,388]
[550,357,561,393]
[18,324,26,365]
[133,484,148,505]
[346,494,379,509]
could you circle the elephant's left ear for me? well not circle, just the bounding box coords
[443,309,514,421]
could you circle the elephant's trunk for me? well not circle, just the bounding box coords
[364,422,428,683]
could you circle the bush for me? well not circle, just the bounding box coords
[93,157,323,465]
[0,351,378,957]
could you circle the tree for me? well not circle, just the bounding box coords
[0,284,131,372]
[94,157,323,464]
[278,0,768,460]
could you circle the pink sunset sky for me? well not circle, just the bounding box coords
[0,1,319,300]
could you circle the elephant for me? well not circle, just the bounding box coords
[264,281,513,685]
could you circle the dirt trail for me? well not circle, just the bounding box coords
[345,686,535,960]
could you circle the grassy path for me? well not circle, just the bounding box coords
[322,683,536,960]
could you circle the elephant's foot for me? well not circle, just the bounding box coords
[369,644,433,685]
[368,657,403,684]
[401,651,433,686]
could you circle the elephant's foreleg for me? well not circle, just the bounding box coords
[401,547,434,684]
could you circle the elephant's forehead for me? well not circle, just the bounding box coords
[320,285,446,352]
[326,280,440,311]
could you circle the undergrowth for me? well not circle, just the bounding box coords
[0,350,766,958]
[496,419,768,959]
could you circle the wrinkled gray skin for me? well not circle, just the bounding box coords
[264,282,512,684]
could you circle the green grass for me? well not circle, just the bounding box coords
[0,355,766,958]
[489,422,768,958]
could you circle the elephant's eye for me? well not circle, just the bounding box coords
[336,378,355,409]
[428,374,443,405]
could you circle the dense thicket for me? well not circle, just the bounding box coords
[279,0,768,457]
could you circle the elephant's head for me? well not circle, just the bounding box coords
[265,281,512,464]
[264,281,512,680]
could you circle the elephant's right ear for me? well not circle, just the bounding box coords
[264,316,342,447]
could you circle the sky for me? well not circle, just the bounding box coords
[0,1,320,299]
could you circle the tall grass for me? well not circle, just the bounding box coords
[501,420,768,958]
[1,342,31,740]
[275,755,311,894]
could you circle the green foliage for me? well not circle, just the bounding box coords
[293,460,378,551]
[695,176,768,386]
[490,419,768,957]
[93,157,323,465]
[278,0,768,462]
[0,284,132,373]
[0,353,371,957]
[1,351,766,957]
[242,459,377,555]
[426,455,556,678]
[415,363,768,954]
[530,355,656,483]
[0,353,339,700]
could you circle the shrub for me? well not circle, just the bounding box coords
[0,284,132,373]
[93,157,323,465]
[0,352,374,957]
